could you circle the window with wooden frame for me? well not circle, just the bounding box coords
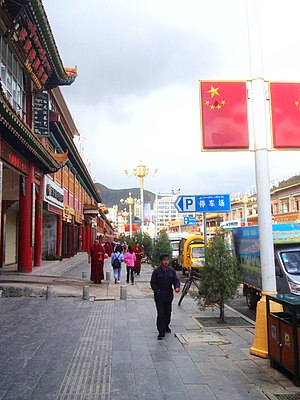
[75,177,79,199]
[63,166,69,190]
[280,198,289,213]
[69,171,74,195]
[293,197,300,212]
[55,168,62,186]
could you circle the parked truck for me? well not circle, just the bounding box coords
[178,234,205,275]
[167,232,189,270]
[233,223,300,310]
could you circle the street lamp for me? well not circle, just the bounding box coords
[120,192,134,238]
[121,208,129,234]
[112,205,118,226]
[125,161,157,234]
[122,208,128,224]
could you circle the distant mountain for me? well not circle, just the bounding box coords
[95,183,156,208]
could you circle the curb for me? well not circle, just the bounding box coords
[0,285,46,298]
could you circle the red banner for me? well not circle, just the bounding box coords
[270,82,300,148]
[124,224,138,232]
[200,81,249,150]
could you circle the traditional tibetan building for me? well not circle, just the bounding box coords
[0,0,111,272]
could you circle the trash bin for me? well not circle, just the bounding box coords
[267,294,300,386]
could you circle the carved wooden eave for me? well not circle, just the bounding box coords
[51,150,68,164]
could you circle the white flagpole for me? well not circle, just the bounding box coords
[246,0,280,358]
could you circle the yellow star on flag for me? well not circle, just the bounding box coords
[207,86,220,98]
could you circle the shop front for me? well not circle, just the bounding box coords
[83,204,99,253]
[62,205,77,258]
[273,212,300,224]
[75,210,84,252]
[0,145,26,266]
[43,176,64,260]
[0,138,54,271]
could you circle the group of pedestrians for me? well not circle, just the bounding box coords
[111,241,143,284]
[88,238,144,285]
[111,244,134,284]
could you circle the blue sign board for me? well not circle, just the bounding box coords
[184,217,197,225]
[175,194,231,213]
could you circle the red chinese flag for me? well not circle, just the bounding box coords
[200,81,249,150]
[270,82,300,148]
[124,224,138,232]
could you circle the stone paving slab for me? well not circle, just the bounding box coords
[2,254,300,399]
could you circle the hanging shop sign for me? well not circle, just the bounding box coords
[44,176,64,209]
[0,139,28,174]
[47,204,62,215]
[63,205,72,222]
[83,204,99,215]
[6,10,52,90]
[34,92,49,135]
[75,211,83,224]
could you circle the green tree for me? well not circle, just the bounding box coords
[198,229,241,323]
[142,233,153,260]
[151,232,173,267]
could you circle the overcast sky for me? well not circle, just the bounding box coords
[43,0,300,196]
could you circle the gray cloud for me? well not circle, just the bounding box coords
[47,2,221,107]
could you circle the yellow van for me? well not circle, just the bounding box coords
[178,234,205,275]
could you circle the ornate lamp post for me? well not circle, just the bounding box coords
[121,208,129,235]
[120,192,134,238]
[125,161,157,234]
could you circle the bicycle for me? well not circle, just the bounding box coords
[178,269,201,306]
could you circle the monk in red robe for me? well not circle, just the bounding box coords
[133,242,143,275]
[88,239,105,284]
[105,242,113,257]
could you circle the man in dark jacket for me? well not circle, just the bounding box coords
[150,252,180,340]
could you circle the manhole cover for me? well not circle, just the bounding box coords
[175,331,230,345]
[195,316,253,328]
[274,395,300,400]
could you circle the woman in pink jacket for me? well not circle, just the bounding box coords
[124,246,136,285]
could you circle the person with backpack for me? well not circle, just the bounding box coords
[111,244,124,284]
[124,245,136,285]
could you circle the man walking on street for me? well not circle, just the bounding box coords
[150,253,180,340]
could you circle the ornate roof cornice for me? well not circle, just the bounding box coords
[28,0,77,87]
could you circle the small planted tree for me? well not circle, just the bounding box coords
[198,229,241,323]
[151,232,173,268]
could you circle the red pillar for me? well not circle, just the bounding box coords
[85,224,92,253]
[56,214,62,259]
[34,175,43,267]
[18,163,34,273]
[67,224,72,257]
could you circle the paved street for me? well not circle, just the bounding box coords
[1,256,300,399]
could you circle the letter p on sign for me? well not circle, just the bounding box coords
[183,197,196,212]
